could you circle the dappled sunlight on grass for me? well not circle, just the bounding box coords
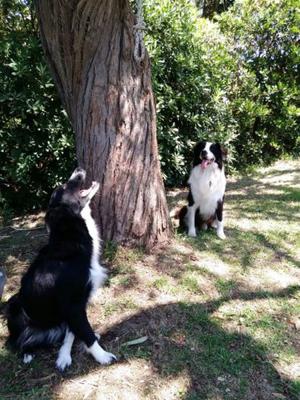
[0,160,300,399]
[193,257,230,277]
[56,359,191,400]
[261,267,299,288]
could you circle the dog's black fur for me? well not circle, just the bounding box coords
[179,141,227,238]
[192,142,225,170]
[5,169,108,363]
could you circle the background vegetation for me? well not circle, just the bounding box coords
[0,0,299,213]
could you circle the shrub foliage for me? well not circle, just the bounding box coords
[0,1,75,213]
[0,0,299,212]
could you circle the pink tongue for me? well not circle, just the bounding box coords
[201,159,210,169]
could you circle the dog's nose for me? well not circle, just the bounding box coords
[68,167,86,183]
[74,167,85,174]
[201,150,207,158]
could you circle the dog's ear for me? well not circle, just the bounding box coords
[49,186,65,208]
[193,141,205,166]
[216,143,228,161]
[220,145,228,161]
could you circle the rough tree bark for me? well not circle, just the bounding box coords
[35,0,171,248]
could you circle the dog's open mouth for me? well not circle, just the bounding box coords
[200,158,214,169]
[80,181,99,198]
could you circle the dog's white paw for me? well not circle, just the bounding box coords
[56,352,72,371]
[217,230,226,240]
[95,350,117,365]
[87,341,117,365]
[95,332,101,340]
[23,354,34,364]
[211,220,218,229]
[188,229,197,237]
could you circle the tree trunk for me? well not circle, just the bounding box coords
[35,0,171,248]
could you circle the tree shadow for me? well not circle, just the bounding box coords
[226,165,300,193]
[0,226,48,297]
[259,168,300,180]
[227,173,299,199]
[1,286,299,399]
[1,163,299,398]
[227,183,300,222]
[194,227,300,271]
[100,286,300,399]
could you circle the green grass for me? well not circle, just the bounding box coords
[103,298,138,317]
[0,348,53,400]
[0,159,299,400]
[179,276,200,293]
[215,278,237,296]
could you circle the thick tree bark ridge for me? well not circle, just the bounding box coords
[36,0,171,247]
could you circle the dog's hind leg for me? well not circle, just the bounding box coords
[21,337,37,365]
[67,308,116,365]
[211,219,218,229]
[19,324,66,365]
[56,328,74,371]
[201,222,208,230]
[23,353,34,364]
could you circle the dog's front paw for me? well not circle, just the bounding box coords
[56,352,72,371]
[95,350,117,365]
[87,341,117,365]
[217,230,226,240]
[188,229,197,237]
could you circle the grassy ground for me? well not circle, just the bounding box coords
[0,159,299,400]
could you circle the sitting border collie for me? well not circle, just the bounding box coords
[181,142,227,239]
[6,168,116,370]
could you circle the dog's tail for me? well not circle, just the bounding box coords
[17,324,66,351]
[173,205,202,230]
[174,206,188,230]
[6,294,66,351]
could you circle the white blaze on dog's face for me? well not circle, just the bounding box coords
[200,142,215,169]
[193,141,226,171]
[48,168,99,215]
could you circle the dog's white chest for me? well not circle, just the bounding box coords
[81,206,107,295]
[188,164,226,218]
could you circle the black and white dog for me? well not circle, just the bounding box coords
[182,141,227,239]
[6,168,116,370]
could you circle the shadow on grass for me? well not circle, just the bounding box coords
[1,286,299,400]
[0,228,48,278]
[227,185,300,221]
[104,286,300,400]
[185,226,300,271]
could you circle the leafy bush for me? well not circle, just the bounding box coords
[0,0,299,214]
[145,0,299,183]
[0,1,75,214]
[218,0,300,167]
[145,0,239,184]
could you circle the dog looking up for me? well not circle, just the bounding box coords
[6,168,116,370]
